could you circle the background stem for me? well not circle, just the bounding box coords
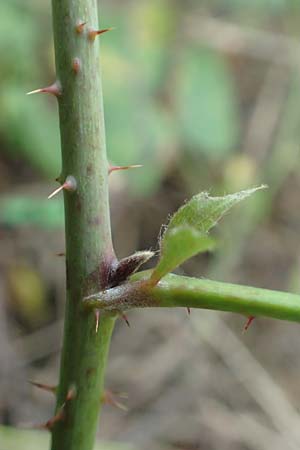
[50,1,115,449]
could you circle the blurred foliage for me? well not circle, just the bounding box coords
[2,1,300,448]
[0,2,61,178]
[0,196,64,229]
[176,47,238,158]
[0,426,136,450]
[0,0,240,213]
[7,264,50,328]
[0,0,300,229]
[211,0,298,12]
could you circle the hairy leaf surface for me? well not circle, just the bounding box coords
[151,186,266,282]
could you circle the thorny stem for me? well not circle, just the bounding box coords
[50,1,116,449]
[35,0,300,448]
[84,271,300,324]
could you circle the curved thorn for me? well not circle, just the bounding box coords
[102,389,128,411]
[66,384,77,401]
[48,184,65,200]
[26,82,61,97]
[109,164,143,175]
[76,21,87,34]
[35,406,65,431]
[95,310,100,333]
[29,380,57,394]
[121,314,130,328]
[48,175,77,200]
[243,316,255,333]
[88,27,114,41]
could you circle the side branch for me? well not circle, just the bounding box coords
[83,271,300,323]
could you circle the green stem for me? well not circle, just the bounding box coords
[149,274,300,322]
[50,1,115,449]
[84,271,300,323]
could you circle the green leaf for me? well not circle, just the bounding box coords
[167,186,266,234]
[151,186,266,282]
[152,227,215,282]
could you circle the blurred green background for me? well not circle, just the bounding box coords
[1,1,300,449]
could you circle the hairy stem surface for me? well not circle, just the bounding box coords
[84,271,300,323]
[50,1,115,449]
[147,273,300,322]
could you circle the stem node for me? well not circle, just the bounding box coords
[72,57,81,74]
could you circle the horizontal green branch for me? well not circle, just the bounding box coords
[84,270,300,323]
